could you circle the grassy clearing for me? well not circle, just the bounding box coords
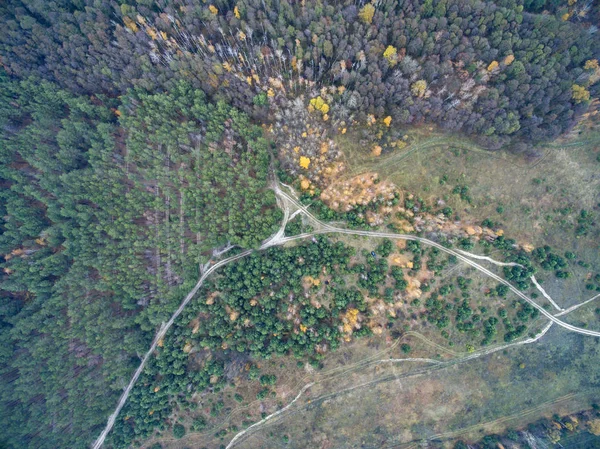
[231,325,599,449]
[336,127,600,253]
[223,129,600,449]
[147,231,588,449]
[336,126,600,309]
[147,127,600,449]
[145,231,556,449]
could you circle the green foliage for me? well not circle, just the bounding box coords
[284,216,303,236]
[0,74,281,449]
[248,365,261,380]
[376,239,393,257]
[481,316,499,346]
[407,240,421,254]
[191,416,207,431]
[458,238,474,250]
[259,374,277,386]
[532,246,567,271]
[503,323,527,342]
[252,93,268,106]
[358,256,389,295]
[452,185,472,203]
[0,0,597,442]
[427,248,451,275]
[482,218,498,229]
[503,252,535,290]
[575,209,594,237]
[457,277,472,291]
[120,81,282,250]
[496,284,509,297]
[211,401,225,416]
[173,423,186,439]
[333,288,366,312]
[105,237,377,447]
[455,300,473,322]
[441,206,453,216]
[424,293,451,329]
[0,74,147,449]
[256,388,270,399]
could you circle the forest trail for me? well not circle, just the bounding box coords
[91,249,253,449]
[91,183,299,449]
[340,129,600,183]
[223,322,555,449]
[91,182,600,448]
[275,184,600,337]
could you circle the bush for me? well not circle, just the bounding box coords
[376,239,393,257]
[248,365,260,380]
[192,416,207,431]
[458,238,474,250]
[252,92,268,106]
[256,388,270,399]
[496,284,509,297]
[259,374,277,386]
[173,424,186,439]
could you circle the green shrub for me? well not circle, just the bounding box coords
[173,424,186,439]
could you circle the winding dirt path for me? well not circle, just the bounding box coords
[530,275,564,312]
[91,182,599,448]
[91,250,252,449]
[223,321,554,448]
[275,185,600,337]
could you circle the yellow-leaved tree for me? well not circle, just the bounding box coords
[383,46,398,66]
[358,4,375,24]
[299,157,311,169]
[572,84,590,103]
[122,16,138,33]
[584,59,599,70]
[487,60,499,72]
[309,96,330,119]
[411,80,427,97]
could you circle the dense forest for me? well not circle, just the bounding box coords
[1,0,599,147]
[108,238,362,448]
[0,0,599,448]
[0,72,280,448]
